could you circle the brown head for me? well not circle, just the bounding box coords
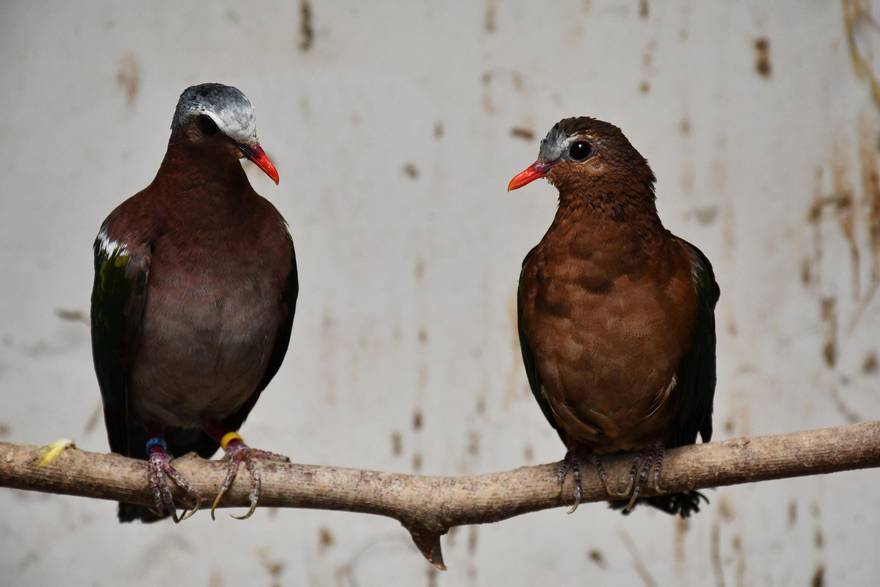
[508,117,657,215]
[169,83,279,184]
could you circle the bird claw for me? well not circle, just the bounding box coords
[650,441,668,494]
[621,441,666,513]
[558,443,669,514]
[147,449,201,522]
[211,442,284,520]
[557,451,583,513]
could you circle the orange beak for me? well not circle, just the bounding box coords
[239,143,280,184]
[507,161,553,191]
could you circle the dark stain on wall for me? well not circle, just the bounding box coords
[679,118,691,137]
[402,162,419,180]
[812,564,825,587]
[116,53,140,107]
[481,72,494,114]
[753,37,771,78]
[467,526,478,555]
[467,430,480,455]
[318,527,335,553]
[485,0,497,33]
[257,548,286,587]
[523,443,534,464]
[862,351,878,374]
[511,127,535,141]
[391,431,403,456]
[587,547,608,569]
[298,0,314,52]
[820,297,838,368]
[55,308,88,324]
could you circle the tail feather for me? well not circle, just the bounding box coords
[117,502,167,523]
[609,491,709,518]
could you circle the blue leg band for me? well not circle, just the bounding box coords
[145,436,168,454]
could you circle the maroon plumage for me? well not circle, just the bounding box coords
[91,84,297,522]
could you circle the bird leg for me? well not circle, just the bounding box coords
[556,450,583,513]
[209,431,289,520]
[145,437,201,523]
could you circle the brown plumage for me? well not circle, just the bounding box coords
[510,117,719,517]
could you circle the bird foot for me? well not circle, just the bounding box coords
[210,435,288,520]
[621,441,667,513]
[558,448,631,512]
[557,450,583,513]
[146,439,201,523]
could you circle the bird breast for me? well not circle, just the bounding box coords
[520,225,698,452]
[129,216,291,430]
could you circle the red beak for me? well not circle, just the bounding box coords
[239,143,280,184]
[507,161,552,191]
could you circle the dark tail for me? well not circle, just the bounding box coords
[609,491,709,518]
[117,502,168,523]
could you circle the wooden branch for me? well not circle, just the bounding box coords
[2,422,879,569]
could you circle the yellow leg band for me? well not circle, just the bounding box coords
[220,431,243,450]
[39,438,75,466]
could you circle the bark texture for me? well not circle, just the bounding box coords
[2,422,879,569]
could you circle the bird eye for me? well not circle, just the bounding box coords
[195,115,220,136]
[568,140,592,161]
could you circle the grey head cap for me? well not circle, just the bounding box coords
[537,117,626,162]
[171,83,258,147]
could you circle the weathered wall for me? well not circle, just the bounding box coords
[1,1,878,585]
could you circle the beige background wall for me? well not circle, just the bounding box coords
[1,1,879,585]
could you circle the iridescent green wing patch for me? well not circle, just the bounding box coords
[90,226,150,457]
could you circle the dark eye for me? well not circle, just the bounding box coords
[568,140,592,161]
[195,114,220,136]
